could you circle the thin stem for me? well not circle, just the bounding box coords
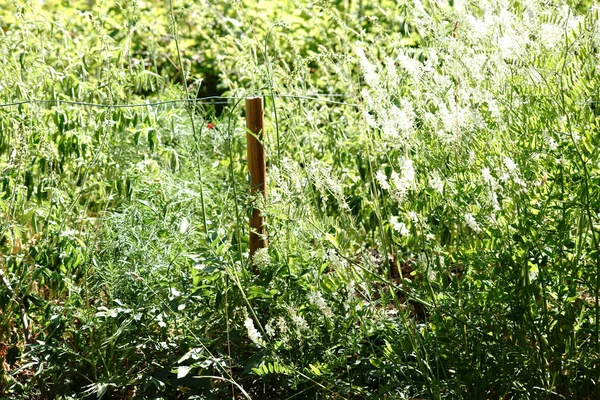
[224,275,235,398]
[168,0,209,238]
[265,23,284,167]
[226,97,247,275]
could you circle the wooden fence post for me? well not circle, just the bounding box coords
[245,97,267,262]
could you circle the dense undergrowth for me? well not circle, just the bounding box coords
[1,0,600,398]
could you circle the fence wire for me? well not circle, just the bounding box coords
[0,93,597,111]
[0,94,360,109]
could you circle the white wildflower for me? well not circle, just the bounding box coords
[482,167,495,186]
[429,171,444,194]
[402,158,415,182]
[271,189,282,204]
[464,213,481,233]
[294,314,309,331]
[252,248,270,270]
[465,54,488,82]
[270,164,283,187]
[485,94,501,120]
[491,192,500,211]
[397,52,421,78]
[179,217,190,234]
[385,57,398,88]
[356,43,379,87]
[265,321,275,337]
[453,0,465,12]
[465,15,489,41]
[468,150,476,165]
[282,157,303,193]
[409,211,419,223]
[439,102,455,133]
[363,110,378,128]
[390,171,402,191]
[482,168,500,209]
[390,158,416,204]
[529,266,538,282]
[376,170,390,190]
[513,176,527,188]
[244,317,263,345]
[59,229,77,238]
[382,111,398,138]
[306,160,348,210]
[276,316,288,335]
[498,35,521,59]
[390,103,415,136]
[308,291,334,319]
[503,157,518,173]
[289,308,309,331]
[325,248,347,269]
[540,23,562,49]
[361,89,373,107]
[547,137,558,151]
[346,280,356,304]
[390,216,409,236]
[439,130,455,144]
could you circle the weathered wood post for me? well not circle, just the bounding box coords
[245,97,267,262]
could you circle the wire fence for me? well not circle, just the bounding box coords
[0,93,597,111]
[0,94,360,109]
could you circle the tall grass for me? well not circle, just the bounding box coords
[1,0,600,398]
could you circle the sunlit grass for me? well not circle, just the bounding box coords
[1,0,600,398]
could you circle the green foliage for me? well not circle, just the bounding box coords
[1,0,600,399]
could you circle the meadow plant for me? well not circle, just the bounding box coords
[1,0,600,398]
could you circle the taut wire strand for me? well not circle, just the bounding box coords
[0,94,360,109]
